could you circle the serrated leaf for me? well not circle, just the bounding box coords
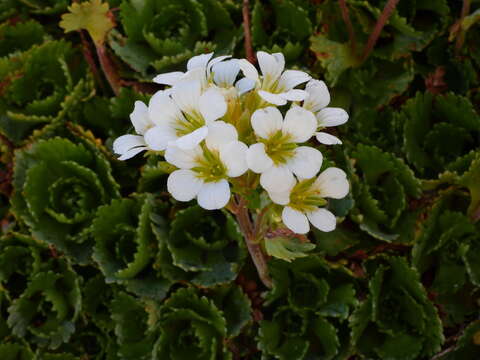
[265,237,315,262]
[60,0,114,44]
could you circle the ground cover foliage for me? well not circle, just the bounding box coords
[0,0,480,359]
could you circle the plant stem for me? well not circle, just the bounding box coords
[233,196,272,288]
[361,0,400,63]
[242,0,256,64]
[455,0,471,54]
[338,0,357,55]
[95,43,121,96]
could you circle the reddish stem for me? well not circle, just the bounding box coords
[455,0,471,54]
[95,43,121,96]
[79,30,107,94]
[233,196,272,288]
[338,0,357,54]
[242,0,256,64]
[361,0,400,62]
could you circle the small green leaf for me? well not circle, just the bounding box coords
[265,236,315,262]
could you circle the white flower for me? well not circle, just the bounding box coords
[270,167,349,234]
[239,51,311,106]
[112,100,157,160]
[153,53,255,95]
[165,121,248,210]
[144,80,227,151]
[303,79,349,145]
[246,106,322,193]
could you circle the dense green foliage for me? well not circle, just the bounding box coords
[1,0,480,358]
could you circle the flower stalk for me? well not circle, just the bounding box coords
[232,196,273,289]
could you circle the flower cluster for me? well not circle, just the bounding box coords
[114,51,349,234]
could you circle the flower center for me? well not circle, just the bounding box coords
[175,110,205,137]
[261,130,296,165]
[288,178,327,212]
[191,145,227,182]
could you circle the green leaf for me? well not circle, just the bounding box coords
[7,261,81,349]
[111,292,155,360]
[152,287,231,360]
[210,284,252,337]
[265,236,315,262]
[12,137,119,263]
[310,35,359,85]
[166,206,246,287]
[0,343,34,360]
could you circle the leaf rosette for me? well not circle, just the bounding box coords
[0,40,92,144]
[0,233,44,299]
[112,0,238,74]
[151,287,232,360]
[162,205,246,287]
[350,144,421,242]
[6,257,81,349]
[401,92,480,178]
[110,291,156,360]
[351,256,444,360]
[11,137,120,263]
[259,256,357,360]
[252,0,313,61]
[0,20,45,58]
[92,194,171,299]
[412,192,480,325]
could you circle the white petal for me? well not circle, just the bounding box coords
[212,59,240,87]
[144,125,177,151]
[315,132,342,145]
[268,177,296,205]
[117,147,148,160]
[307,208,336,232]
[113,134,146,155]
[246,143,273,173]
[182,67,206,85]
[165,144,202,169]
[239,59,259,80]
[268,190,291,205]
[258,51,284,83]
[235,77,255,95]
[207,55,232,78]
[148,91,183,126]
[279,89,309,102]
[176,126,208,150]
[220,141,248,177]
[282,207,309,234]
[278,70,311,91]
[272,53,285,70]
[129,101,151,135]
[314,167,349,199]
[317,107,349,127]
[167,169,203,202]
[171,81,201,114]
[199,87,227,123]
[304,80,330,112]
[251,106,283,139]
[152,71,184,86]
[258,90,287,106]
[205,121,237,151]
[287,146,323,179]
[260,165,294,193]
[187,53,213,71]
[282,106,317,143]
[197,180,231,210]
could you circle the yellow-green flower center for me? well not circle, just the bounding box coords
[191,145,227,183]
[261,130,296,165]
[175,110,205,137]
[288,178,327,212]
